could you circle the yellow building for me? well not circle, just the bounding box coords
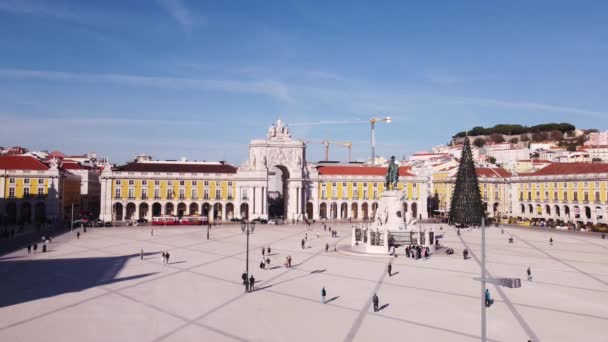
[309,164,429,220]
[100,158,239,222]
[0,155,81,227]
[432,167,512,219]
[512,163,608,224]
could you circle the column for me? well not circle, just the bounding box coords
[261,187,265,215]
[252,187,256,214]
[296,187,300,214]
[134,202,140,220]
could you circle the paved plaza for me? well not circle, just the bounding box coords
[0,223,607,342]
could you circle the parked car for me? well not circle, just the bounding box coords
[91,219,105,227]
[72,219,88,227]
[104,221,113,227]
[136,218,148,224]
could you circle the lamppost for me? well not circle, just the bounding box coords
[240,220,256,284]
[369,116,392,166]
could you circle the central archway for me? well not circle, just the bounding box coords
[268,165,290,219]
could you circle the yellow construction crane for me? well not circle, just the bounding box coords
[304,140,353,162]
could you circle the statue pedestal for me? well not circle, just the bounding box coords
[350,190,436,255]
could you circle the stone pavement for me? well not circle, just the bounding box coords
[0,223,607,342]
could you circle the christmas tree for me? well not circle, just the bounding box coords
[449,137,485,226]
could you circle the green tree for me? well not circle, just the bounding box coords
[489,133,505,143]
[549,130,563,141]
[532,131,549,142]
[473,138,486,147]
[509,137,519,144]
[520,134,530,142]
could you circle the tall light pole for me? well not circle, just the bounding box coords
[370,116,392,166]
[240,220,256,284]
[481,217,486,342]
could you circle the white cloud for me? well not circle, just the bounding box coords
[451,96,607,119]
[0,0,72,19]
[156,0,193,33]
[0,68,290,101]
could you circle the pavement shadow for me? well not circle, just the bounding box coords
[378,303,390,311]
[325,296,340,304]
[0,252,158,308]
[390,272,400,277]
[169,261,186,265]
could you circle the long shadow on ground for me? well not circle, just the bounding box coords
[0,252,159,308]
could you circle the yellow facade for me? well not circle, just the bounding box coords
[517,180,608,203]
[4,176,50,198]
[318,180,420,201]
[111,178,236,202]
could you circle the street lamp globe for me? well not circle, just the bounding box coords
[250,222,256,233]
[240,221,246,232]
[385,116,392,123]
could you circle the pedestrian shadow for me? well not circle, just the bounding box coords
[256,284,273,291]
[0,255,28,261]
[269,266,282,270]
[169,261,186,265]
[310,269,326,274]
[267,253,279,256]
[378,303,390,311]
[390,271,400,277]
[325,296,340,304]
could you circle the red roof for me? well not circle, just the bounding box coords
[0,156,49,170]
[476,168,511,178]
[49,151,66,158]
[115,162,237,174]
[61,161,85,170]
[529,163,608,176]
[318,165,414,176]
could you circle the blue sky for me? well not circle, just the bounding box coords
[0,0,606,164]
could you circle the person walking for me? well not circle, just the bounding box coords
[262,247,265,257]
[321,287,327,304]
[33,243,38,253]
[77,232,80,239]
[549,237,553,246]
[372,293,379,312]
[387,263,392,277]
[485,289,492,307]
[161,252,166,264]
[305,233,308,241]
[405,246,410,258]
[267,246,271,254]
[325,243,329,252]
[324,224,326,231]
[242,272,249,292]
[166,251,170,264]
[249,274,255,292]
[301,238,305,249]
[27,244,31,254]
[527,267,532,281]
[140,249,144,260]
[288,255,292,267]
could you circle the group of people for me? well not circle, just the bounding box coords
[26,235,52,254]
[283,255,293,268]
[260,246,272,270]
[405,244,429,259]
[161,251,171,264]
[241,273,256,292]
